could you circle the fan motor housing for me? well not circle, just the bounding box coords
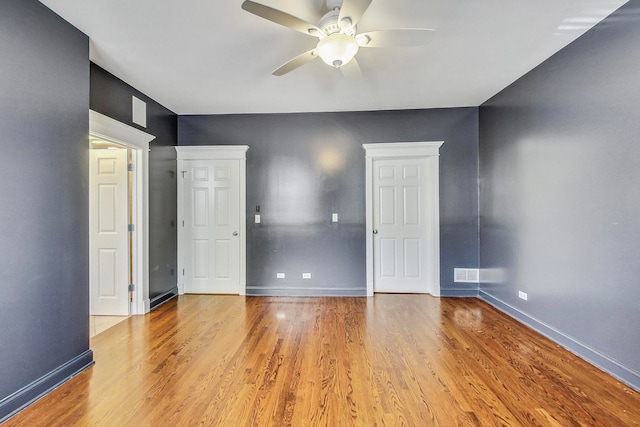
[319,8,355,36]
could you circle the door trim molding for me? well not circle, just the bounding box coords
[175,146,249,295]
[363,141,443,297]
[90,110,155,314]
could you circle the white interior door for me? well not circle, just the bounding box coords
[373,158,431,293]
[90,148,129,315]
[183,159,240,294]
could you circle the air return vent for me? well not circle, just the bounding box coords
[454,268,479,283]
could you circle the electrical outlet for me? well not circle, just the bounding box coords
[518,291,528,301]
[332,213,338,222]
[276,272,285,279]
[302,273,311,279]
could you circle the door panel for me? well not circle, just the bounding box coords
[380,238,397,278]
[215,187,230,225]
[373,158,430,293]
[404,238,421,278]
[90,148,129,315]
[403,186,420,225]
[379,187,396,225]
[193,188,209,227]
[184,159,240,294]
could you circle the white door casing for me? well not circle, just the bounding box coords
[90,110,155,314]
[176,146,248,295]
[363,142,443,297]
[90,148,129,315]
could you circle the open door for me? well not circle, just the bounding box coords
[89,146,129,315]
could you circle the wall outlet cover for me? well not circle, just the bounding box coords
[276,272,285,279]
[302,273,311,279]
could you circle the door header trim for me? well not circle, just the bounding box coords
[363,141,443,158]
[175,146,249,160]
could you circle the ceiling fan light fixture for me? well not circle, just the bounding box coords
[316,33,359,68]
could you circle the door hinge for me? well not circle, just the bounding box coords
[182,220,185,227]
[128,284,135,292]
[128,224,135,232]
[181,170,187,178]
[128,163,135,172]
[182,269,185,276]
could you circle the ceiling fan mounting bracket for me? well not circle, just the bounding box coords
[325,0,344,12]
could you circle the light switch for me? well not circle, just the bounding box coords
[255,214,261,224]
[332,213,338,222]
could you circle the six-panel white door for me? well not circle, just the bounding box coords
[183,159,241,294]
[90,148,129,315]
[373,158,431,293]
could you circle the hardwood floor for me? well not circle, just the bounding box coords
[4,295,640,426]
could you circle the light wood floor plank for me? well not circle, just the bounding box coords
[3,295,640,426]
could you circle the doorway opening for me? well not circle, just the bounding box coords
[89,110,155,323]
[89,141,132,317]
[363,142,443,297]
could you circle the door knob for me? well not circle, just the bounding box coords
[373,229,378,234]
[232,231,239,236]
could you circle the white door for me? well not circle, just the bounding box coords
[90,148,129,315]
[373,158,431,293]
[183,159,241,294]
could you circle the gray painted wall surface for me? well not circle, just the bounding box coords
[179,108,479,294]
[480,2,640,377]
[90,64,178,300]
[0,0,90,402]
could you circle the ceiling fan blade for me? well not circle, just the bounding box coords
[242,1,323,37]
[338,0,372,29]
[340,57,362,80]
[272,50,318,76]
[356,29,435,48]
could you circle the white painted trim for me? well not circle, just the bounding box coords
[90,110,155,315]
[176,145,249,160]
[175,146,249,296]
[363,141,443,159]
[363,141,443,297]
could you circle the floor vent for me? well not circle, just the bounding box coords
[454,268,479,283]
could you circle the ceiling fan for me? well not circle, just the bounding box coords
[241,0,434,76]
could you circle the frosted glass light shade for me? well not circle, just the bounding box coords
[316,34,359,68]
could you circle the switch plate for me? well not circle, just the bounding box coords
[302,273,311,279]
[255,214,261,224]
[276,272,285,279]
[332,213,338,222]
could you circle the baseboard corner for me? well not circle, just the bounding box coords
[479,290,640,393]
[0,349,94,423]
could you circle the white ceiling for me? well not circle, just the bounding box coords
[40,0,627,115]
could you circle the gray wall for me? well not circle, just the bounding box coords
[179,108,479,295]
[90,63,178,302]
[0,0,93,419]
[479,1,640,387]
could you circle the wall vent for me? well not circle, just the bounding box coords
[132,96,147,128]
[454,268,479,283]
